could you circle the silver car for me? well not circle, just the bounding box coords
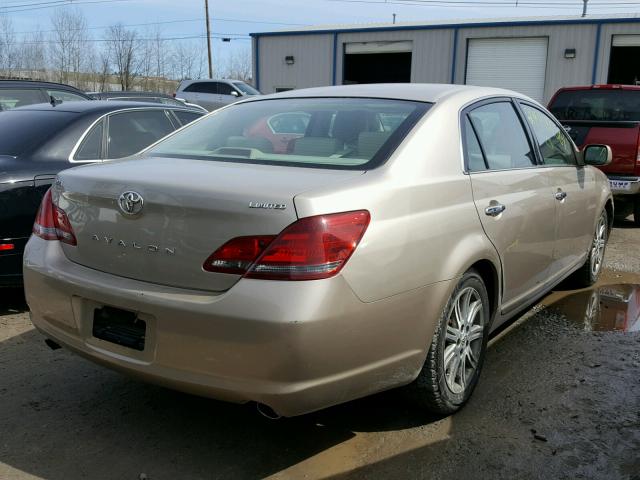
[23,84,613,417]
[175,79,261,111]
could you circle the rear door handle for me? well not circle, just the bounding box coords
[485,204,506,217]
[555,191,567,201]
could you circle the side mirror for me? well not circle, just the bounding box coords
[230,90,240,97]
[582,144,613,166]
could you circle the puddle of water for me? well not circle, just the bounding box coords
[545,282,640,332]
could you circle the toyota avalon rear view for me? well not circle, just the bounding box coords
[23,84,613,416]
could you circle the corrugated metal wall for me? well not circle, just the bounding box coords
[254,21,640,103]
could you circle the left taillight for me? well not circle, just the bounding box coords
[32,188,77,246]
[203,210,370,281]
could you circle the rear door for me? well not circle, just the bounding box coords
[463,99,557,311]
[218,82,239,106]
[519,102,597,275]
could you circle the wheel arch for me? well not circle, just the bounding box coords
[467,259,500,323]
[604,197,614,234]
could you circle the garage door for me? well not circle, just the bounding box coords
[466,37,548,102]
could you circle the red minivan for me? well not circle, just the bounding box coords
[548,85,640,225]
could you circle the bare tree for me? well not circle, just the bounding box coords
[49,7,92,86]
[222,47,252,82]
[0,15,18,78]
[19,30,47,80]
[106,23,140,91]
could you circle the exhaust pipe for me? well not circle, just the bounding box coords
[256,402,281,420]
[44,338,61,350]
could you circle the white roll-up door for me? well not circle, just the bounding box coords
[612,35,640,47]
[466,37,548,102]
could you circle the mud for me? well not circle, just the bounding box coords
[1,221,639,480]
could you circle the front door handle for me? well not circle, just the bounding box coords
[555,190,567,201]
[485,204,506,217]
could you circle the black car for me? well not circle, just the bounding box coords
[0,79,92,111]
[90,90,208,113]
[0,100,204,286]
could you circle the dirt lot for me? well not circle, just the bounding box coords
[1,221,639,480]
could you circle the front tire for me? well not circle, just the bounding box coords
[408,269,490,415]
[570,209,608,288]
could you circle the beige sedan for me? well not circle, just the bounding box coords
[23,84,613,417]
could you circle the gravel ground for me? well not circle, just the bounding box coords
[1,220,639,480]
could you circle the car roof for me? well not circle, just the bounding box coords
[247,83,528,104]
[94,91,173,98]
[10,100,194,114]
[0,79,89,94]
[555,84,640,92]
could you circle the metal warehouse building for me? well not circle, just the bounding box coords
[251,14,640,103]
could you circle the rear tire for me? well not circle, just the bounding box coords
[407,269,490,415]
[570,209,608,288]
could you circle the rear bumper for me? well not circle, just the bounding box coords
[0,237,27,286]
[607,176,640,195]
[23,236,451,416]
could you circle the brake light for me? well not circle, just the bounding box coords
[0,243,14,251]
[32,188,77,245]
[202,210,370,281]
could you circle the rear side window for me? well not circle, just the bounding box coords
[549,89,640,121]
[467,102,535,170]
[0,88,44,110]
[74,121,104,161]
[173,110,202,125]
[463,117,486,172]
[0,110,76,156]
[46,89,87,103]
[106,110,175,159]
[147,98,430,170]
[184,82,217,94]
[521,105,576,166]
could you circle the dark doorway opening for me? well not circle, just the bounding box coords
[608,46,640,85]
[343,52,412,85]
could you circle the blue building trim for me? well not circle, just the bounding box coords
[332,32,338,85]
[450,27,459,84]
[254,36,260,91]
[592,23,603,85]
[250,16,640,38]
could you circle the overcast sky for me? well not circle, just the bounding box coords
[3,0,639,72]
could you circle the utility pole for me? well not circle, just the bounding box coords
[205,0,213,78]
[582,0,589,17]
[392,13,396,24]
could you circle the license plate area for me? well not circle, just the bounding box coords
[92,306,146,351]
[609,180,631,191]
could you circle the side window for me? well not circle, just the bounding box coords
[184,82,202,93]
[0,88,45,110]
[106,110,175,159]
[463,116,487,172]
[46,89,87,102]
[74,120,104,161]
[218,83,235,96]
[201,82,219,94]
[173,110,202,126]
[468,102,535,170]
[521,104,576,166]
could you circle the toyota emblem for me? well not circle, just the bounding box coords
[118,191,144,216]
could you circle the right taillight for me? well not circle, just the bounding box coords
[32,188,77,246]
[202,210,370,281]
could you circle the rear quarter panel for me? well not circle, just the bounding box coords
[294,99,501,304]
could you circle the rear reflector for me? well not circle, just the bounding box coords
[0,243,14,251]
[32,188,77,246]
[203,210,370,281]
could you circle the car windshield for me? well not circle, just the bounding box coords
[233,82,261,95]
[549,89,640,121]
[0,110,77,156]
[146,97,430,169]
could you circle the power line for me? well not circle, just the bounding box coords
[323,0,640,9]
[0,0,135,14]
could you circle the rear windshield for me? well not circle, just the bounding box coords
[146,97,430,169]
[549,89,640,122]
[0,110,77,156]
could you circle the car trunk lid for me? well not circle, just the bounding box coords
[56,157,363,292]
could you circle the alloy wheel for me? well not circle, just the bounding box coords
[444,286,485,395]
[590,214,607,278]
